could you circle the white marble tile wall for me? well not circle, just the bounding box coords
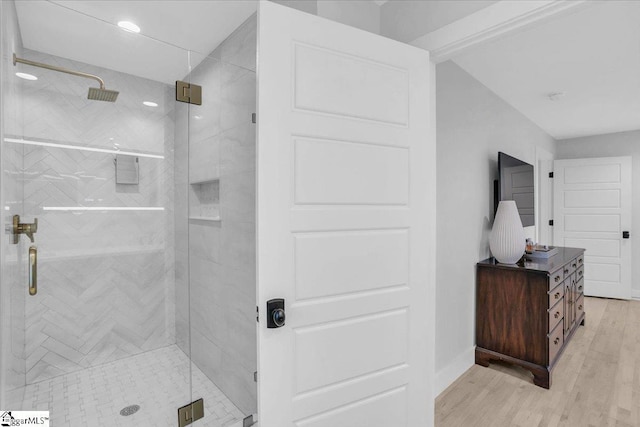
[0,0,27,405]
[17,49,168,155]
[173,99,190,356]
[175,15,257,416]
[15,50,177,385]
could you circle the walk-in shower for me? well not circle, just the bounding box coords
[1,1,258,426]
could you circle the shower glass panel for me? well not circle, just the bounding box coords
[183,15,258,426]
[0,1,194,425]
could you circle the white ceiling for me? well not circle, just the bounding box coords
[452,0,640,140]
[15,0,640,140]
[15,1,257,84]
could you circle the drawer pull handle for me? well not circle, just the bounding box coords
[578,285,583,292]
[578,270,583,276]
[554,292,560,300]
[572,263,577,268]
[554,337,560,345]
[578,304,583,310]
[579,259,583,264]
[554,311,560,319]
[564,269,569,274]
[554,275,561,282]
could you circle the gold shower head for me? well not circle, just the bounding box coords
[88,87,119,102]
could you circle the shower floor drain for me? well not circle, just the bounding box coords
[120,405,141,416]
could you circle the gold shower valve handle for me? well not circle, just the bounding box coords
[12,215,38,243]
[29,245,37,296]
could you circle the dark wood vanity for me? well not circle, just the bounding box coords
[475,247,585,388]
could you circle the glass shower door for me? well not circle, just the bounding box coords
[184,14,258,427]
[0,1,194,425]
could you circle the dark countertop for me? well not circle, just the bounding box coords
[478,247,585,274]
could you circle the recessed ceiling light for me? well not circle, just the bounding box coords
[15,72,37,81]
[143,101,158,107]
[117,21,141,33]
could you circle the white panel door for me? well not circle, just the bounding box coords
[256,2,435,427]
[553,157,632,299]
[535,147,554,245]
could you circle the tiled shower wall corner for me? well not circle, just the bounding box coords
[175,15,257,415]
[0,0,26,403]
[17,50,176,384]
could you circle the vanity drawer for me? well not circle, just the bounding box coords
[570,258,579,272]
[548,299,564,332]
[549,322,564,363]
[549,269,564,289]
[563,259,577,278]
[576,265,584,282]
[548,283,564,307]
[576,294,585,319]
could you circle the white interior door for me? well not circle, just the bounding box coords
[535,147,554,245]
[553,157,632,299]
[256,2,435,426]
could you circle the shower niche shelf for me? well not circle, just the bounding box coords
[189,179,220,222]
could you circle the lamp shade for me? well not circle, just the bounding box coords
[489,200,526,264]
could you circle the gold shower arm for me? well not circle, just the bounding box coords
[13,53,106,90]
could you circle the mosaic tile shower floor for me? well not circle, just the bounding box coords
[6,345,245,427]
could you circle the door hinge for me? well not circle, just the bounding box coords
[177,398,204,427]
[256,306,259,322]
[176,80,202,105]
[549,172,554,178]
[243,414,256,427]
[252,112,256,124]
[549,220,554,226]
[254,371,258,382]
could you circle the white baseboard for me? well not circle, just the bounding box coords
[434,346,475,397]
[632,289,640,300]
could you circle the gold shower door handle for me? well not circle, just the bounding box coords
[29,245,37,296]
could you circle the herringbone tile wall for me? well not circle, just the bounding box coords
[14,50,177,385]
[1,0,27,401]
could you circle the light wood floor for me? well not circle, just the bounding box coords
[435,297,640,427]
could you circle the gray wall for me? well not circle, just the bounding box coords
[273,0,381,34]
[381,0,499,43]
[175,15,257,415]
[272,0,317,15]
[556,130,640,295]
[273,0,498,42]
[435,61,555,393]
[317,1,380,34]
